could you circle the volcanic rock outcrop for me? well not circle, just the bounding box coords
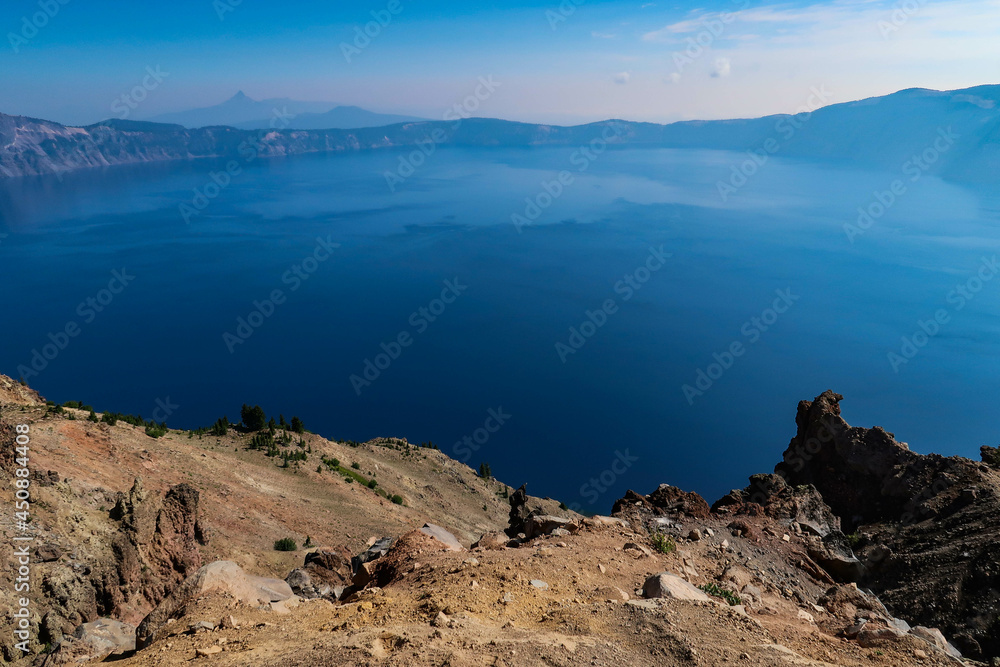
[773,390,1000,660]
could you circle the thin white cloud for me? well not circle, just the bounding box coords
[613,71,631,84]
[643,10,745,42]
[592,31,618,39]
[711,57,732,78]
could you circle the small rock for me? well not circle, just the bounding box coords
[472,532,508,550]
[782,534,791,542]
[842,619,866,639]
[530,579,549,590]
[624,542,652,557]
[195,645,223,657]
[34,544,62,562]
[688,529,703,541]
[598,563,606,574]
[190,621,216,632]
[914,649,928,660]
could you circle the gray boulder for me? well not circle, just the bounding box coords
[805,531,865,582]
[524,515,573,540]
[642,573,711,602]
[136,561,292,649]
[42,618,135,665]
[419,524,464,551]
[351,537,394,574]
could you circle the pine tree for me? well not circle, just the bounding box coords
[241,404,267,431]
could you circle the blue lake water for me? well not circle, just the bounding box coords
[1,146,998,511]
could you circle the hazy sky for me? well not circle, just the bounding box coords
[1,0,998,126]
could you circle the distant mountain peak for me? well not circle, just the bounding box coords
[229,91,252,102]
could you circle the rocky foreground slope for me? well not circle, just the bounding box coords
[1,377,997,666]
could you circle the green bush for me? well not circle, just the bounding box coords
[291,416,304,434]
[391,495,404,505]
[699,582,742,606]
[273,538,297,552]
[650,531,676,555]
[351,462,360,470]
[87,411,99,423]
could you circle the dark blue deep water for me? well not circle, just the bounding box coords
[1,146,998,511]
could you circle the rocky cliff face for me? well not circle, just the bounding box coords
[0,113,605,180]
[4,84,1000,181]
[773,391,1000,661]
